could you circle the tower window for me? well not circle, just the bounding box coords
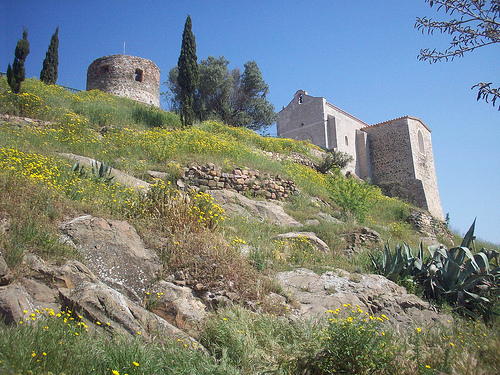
[418,130,425,154]
[97,64,110,74]
[135,68,144,82]
[298,94,303,104]
[345,135,349,146]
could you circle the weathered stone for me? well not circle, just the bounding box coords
[60,153,150,193]
[275,268,451,329]
[0,253,13,286]
[316,212,344,225]
[305,219,321,226]
[59,279,202,348]
[341,226,382,254]
[148,280,208,338]
[275,232,330,252]
[87,55,160,107]
[58,215,162,303]
[208,189,302,227]
[0,282,35,324]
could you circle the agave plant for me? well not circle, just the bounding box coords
[373,219,500,319]
[422,220,500,318]
[91,161,114,183]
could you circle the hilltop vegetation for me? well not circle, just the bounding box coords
[1,77,500,374]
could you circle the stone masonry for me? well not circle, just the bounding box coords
[182,163,298,200]
[86,55,160,107]
[277,90,444,220]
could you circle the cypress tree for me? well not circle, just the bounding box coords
[40,27,59,85]
[177,15,198,127]
[7,27,30,94]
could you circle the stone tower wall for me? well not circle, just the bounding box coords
[364,117,443,220]
[407,117,444,219]
[86,55,160,107]
[363,117,415,185]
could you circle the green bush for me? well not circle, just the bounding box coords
[132,103,181,128]
[294,307,396,374]
[328,174,381,223]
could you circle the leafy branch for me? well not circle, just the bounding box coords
[415,0,500,109]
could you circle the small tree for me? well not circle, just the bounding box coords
[317,149,354,174]
[7,27,30,94]
[177,15,198,127]
[40,27,59,85]
[415,0,500,110]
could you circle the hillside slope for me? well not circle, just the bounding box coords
[1,78,499,375]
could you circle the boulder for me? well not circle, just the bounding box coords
[0,253,13,286]
[208,189,302,227]
[274,232,330,252]
[0,282,34,324]
[58,279,202,349]
[275,268,451,330]
[58,215,162,303]
[59,153,150,193]
[146,280,208,338]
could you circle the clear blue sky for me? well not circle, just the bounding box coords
[2,1,499,244]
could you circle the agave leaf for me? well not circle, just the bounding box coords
[428,245,440,259]
[462,290,490,303]
[443,260,460,290]
[457,273,490,291]
[418,242,424,262]
[461,218,476,248]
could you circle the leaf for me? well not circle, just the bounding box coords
[461,218,476,248]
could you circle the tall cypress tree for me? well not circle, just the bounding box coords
[177,15,198,127]
[40,27,59,85]
[7,27,30,94]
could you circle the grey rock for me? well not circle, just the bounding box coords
[316,212,344,225]
[274,268,451,330]
[275,232,330,252]
[58,215,162,303]
[208,189,302,227]
[147,280,208,338]
[305,219,321,226]
[0,253,13,286]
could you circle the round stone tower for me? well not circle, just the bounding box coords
[86,54,160,107]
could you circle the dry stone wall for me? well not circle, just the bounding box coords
[86,54,160,107]
[181,163,299,200]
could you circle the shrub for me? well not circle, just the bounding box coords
[294,306,396,374]
[327,174,381,223]
[317,149,354,173]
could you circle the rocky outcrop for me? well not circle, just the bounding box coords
[0,253,13,286]
[275,268,451,330]
[340,226,382,255]
[146,280,208,338]
[208,189,303,227]
[0,255,202,347]
[407,209,454,245]
[58,215,162,303]
[275,232,330,252]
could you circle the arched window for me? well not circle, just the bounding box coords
[298,94,303,104]
[345,135,349,146]
[417,130,425,154]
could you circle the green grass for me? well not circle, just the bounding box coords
[1,76,500,374]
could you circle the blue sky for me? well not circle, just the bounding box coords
[2,1,499,244]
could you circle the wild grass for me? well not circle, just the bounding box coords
[0,76,499,374]
[0,308,239,375]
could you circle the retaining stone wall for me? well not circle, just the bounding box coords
[182,163,299,200]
